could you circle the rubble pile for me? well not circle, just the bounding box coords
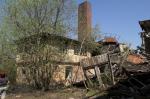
[106,42,150,98]
[106,20,150,98]
[81,37,150,99]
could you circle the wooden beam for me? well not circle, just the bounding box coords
[107,54,115,85]
[81,54,108,68]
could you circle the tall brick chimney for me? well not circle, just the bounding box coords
[78,1,92,42]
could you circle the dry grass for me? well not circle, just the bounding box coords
[6,88,86,99]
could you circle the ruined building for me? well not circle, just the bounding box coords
[15,1,129,87]
[16,33,93,86]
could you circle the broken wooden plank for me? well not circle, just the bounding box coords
[81,54,108,68]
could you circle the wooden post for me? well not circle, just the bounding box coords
[107,54,115,85]
[94,66,103,88]
[82,69,93,88]
[81,61,93,88]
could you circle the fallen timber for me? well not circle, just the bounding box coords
[80,51,150,98]
[80,52,123,89]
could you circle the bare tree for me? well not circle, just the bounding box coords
[5,0,76,37]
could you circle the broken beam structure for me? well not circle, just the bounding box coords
[81,54,108,69]
[80,53,116,88]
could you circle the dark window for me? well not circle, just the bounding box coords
[74,45,87,56]
[81,47,87,56]
[62,44,68,54]
[59,44,68,54]
[22,69,26,74]
[65,66,73,79]
[74,45,80,55]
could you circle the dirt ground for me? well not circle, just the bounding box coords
[6,88,86,99]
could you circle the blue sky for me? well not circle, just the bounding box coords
[0,0,150,48]
[77,0,150,48]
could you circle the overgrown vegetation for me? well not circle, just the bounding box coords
[0,0,101,90]
[0,0,77,89]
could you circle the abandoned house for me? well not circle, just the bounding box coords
[16,33,95,85]
[15,1,95,86]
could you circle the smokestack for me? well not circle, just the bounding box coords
[78,1,92,42]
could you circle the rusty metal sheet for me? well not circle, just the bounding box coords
[103,37,117,43]
[127,54,145,64]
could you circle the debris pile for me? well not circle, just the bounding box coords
[80,37,150,98]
